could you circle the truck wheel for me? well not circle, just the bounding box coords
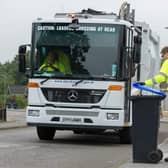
[36,126,56,140]
[147,149,163,163]
[119,127,132,144]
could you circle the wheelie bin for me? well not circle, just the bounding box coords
[130,83,166,163]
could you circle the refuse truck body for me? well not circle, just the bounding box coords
[18,3,160,143]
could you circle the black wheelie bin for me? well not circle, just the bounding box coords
[130,83,166,163]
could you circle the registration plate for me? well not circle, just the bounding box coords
[62,117,82,123]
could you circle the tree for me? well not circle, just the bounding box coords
[0,55,27,108]
[0,55,27,85]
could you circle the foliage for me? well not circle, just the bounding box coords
[0,95,5,108]
[5,95,27,109]
[0,56,27,86]
[15,95,27,108]
[0,55,27,108]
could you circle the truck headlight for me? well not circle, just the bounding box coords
[107,113,119,120]
[28,110,40,117]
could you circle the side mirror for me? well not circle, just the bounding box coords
[18,44,30,73]
[133,36,142,63]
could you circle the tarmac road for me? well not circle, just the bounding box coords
[0,127,131,168]
[0,124,168,168]
[1,109,168,168]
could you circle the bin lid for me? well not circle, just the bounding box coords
[133,83,166,97]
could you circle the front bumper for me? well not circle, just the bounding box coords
[26,106,131,128]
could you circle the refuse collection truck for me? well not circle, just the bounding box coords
[18,2,160,143]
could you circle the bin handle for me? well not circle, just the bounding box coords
[133,83,166,97]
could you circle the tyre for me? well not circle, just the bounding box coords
[147,149,163,163]
[119,127,132,144]
[36,126,56,140]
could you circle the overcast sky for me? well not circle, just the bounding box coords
[0,0,168,63]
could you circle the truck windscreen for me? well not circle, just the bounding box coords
[32,23,122,79]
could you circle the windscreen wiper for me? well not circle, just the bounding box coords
[73,79,84,86]
[40,73,75,85]
[72,75,96,86]
[40,77,51,85]
[72,75,113,86]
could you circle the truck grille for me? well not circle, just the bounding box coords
[41,88,106,103]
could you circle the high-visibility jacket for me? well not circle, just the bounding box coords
[145,59,168,90]
[39,61,59,72]
[39,51,71,74]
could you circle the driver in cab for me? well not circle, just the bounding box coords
[39,49,71,74]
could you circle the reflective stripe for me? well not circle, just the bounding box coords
[159,72,168,79]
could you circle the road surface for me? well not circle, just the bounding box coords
[0,123,167,168]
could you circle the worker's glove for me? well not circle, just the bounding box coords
[137,82,145,85]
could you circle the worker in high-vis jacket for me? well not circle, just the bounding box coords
[39,49,71,74]
[144,46,168,90]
